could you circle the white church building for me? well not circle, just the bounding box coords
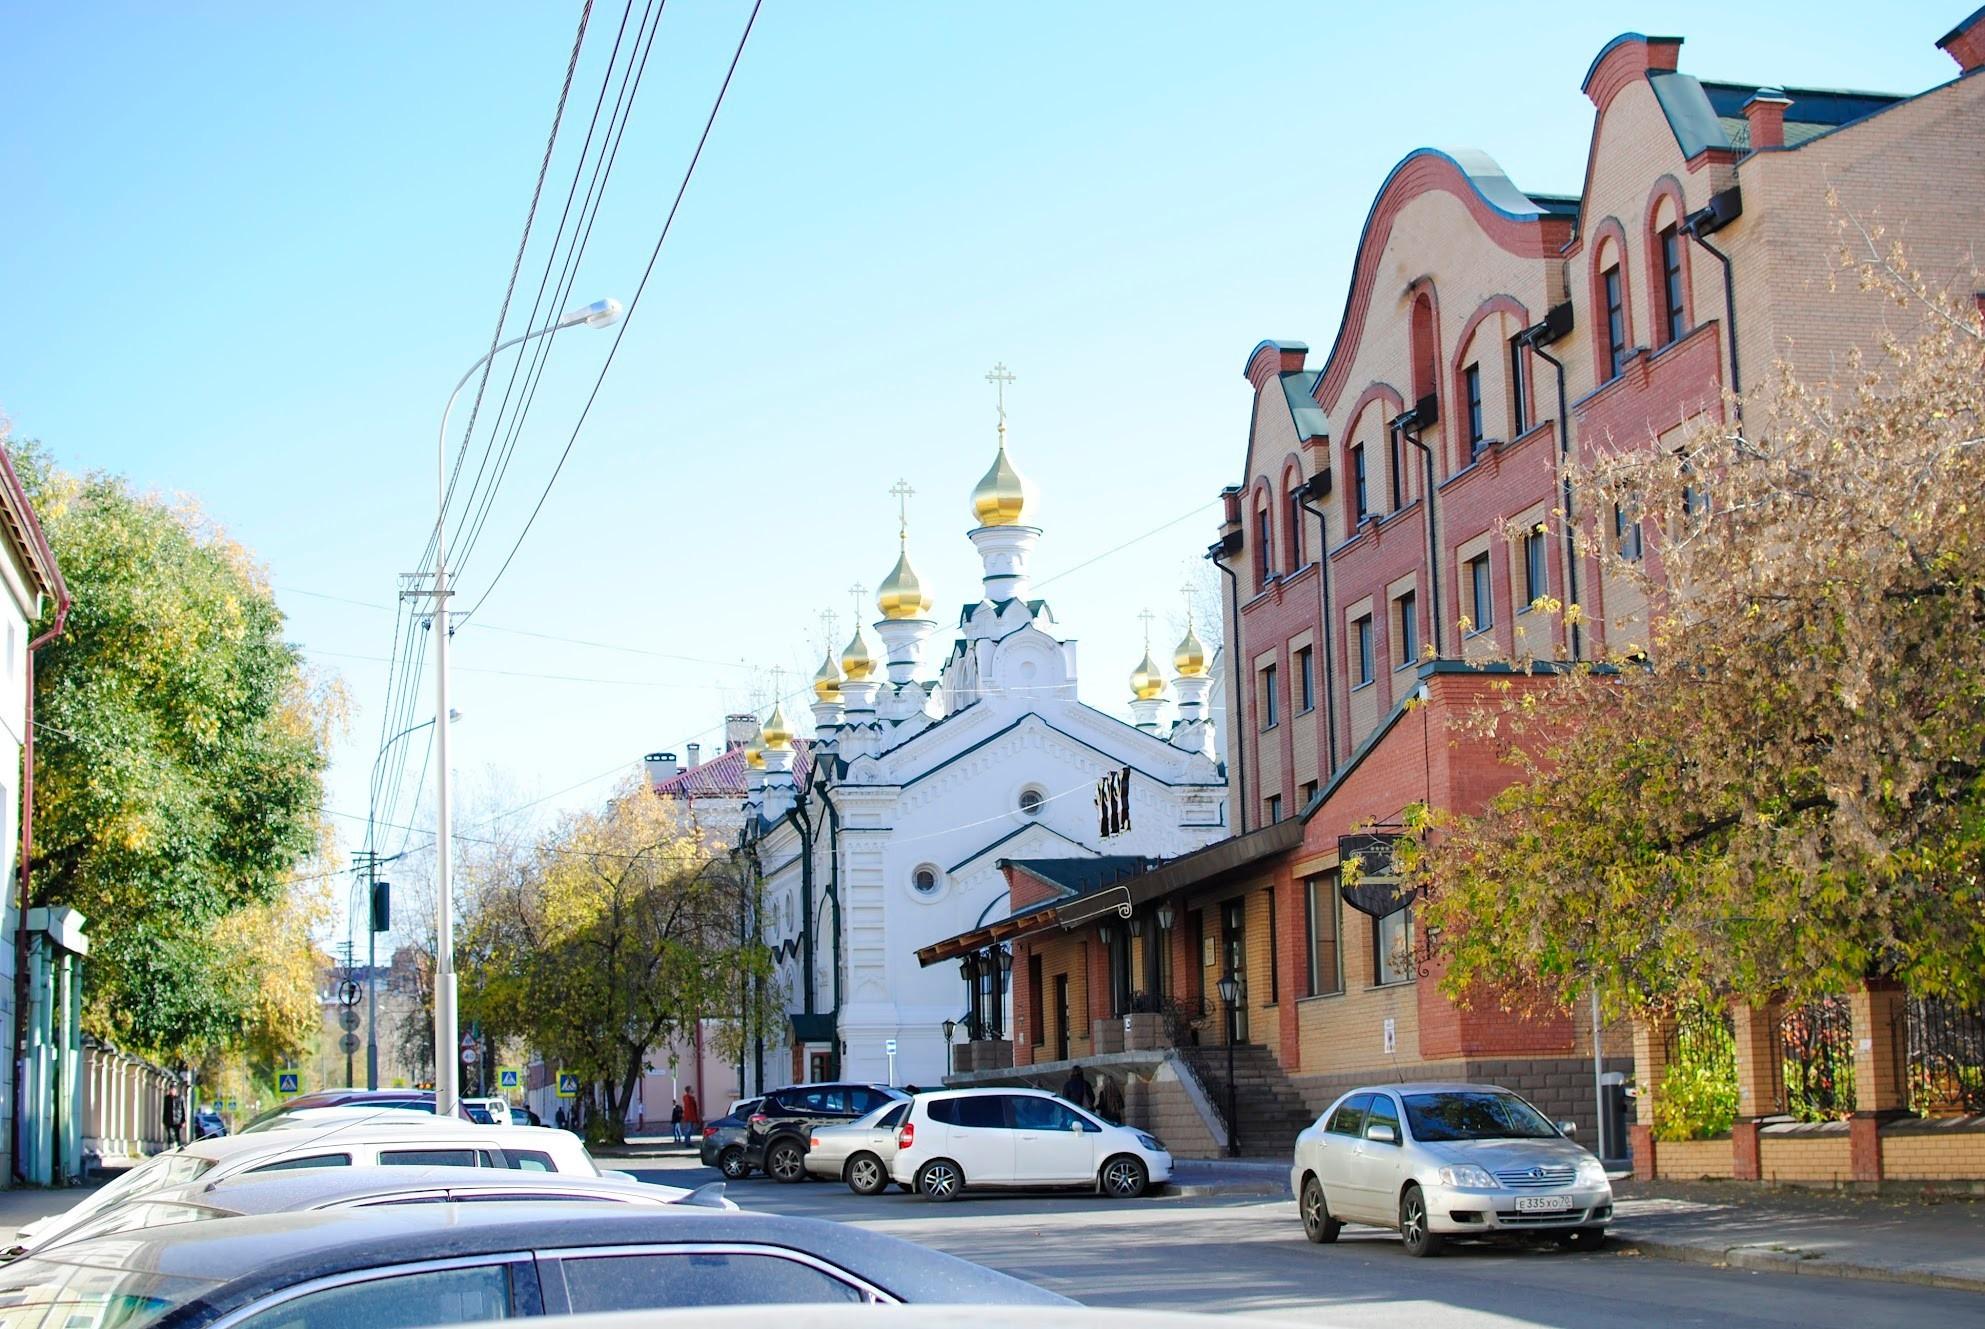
[733,405,1229,1094]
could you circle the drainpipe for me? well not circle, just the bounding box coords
[1297,478,1339,778]
[1208,539,1246,833]
[781,803,815,1019]
[817,783,844,1078]
[1520,307,1583,662]
[1390,415,1443,657]
[14,587,69,1186]
[1682,187,1745,414]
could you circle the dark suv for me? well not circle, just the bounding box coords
[744,1082,907,1183]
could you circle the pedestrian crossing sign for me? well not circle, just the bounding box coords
[499,1067,521,1092]
[277,1071,301,1096]
[556,1071,579,1099]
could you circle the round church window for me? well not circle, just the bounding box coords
[912,866,939,896]
[1018,788,1044,817]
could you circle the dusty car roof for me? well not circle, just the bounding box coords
[3,1205,1069,1311]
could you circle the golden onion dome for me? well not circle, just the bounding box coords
[971,437,1032,527]
[1173,621,1209,677]
[840,625,876,681]
[743,730,766,771]
[876,547,933,620]
[762,702,793,751]
[1130,648,1167,701]
[812,651,843,702]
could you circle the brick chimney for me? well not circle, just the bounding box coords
[685,742,702,769]
[1938,7,1985,71]
[643,752,678,788]
[724,713,759,752]
[1742,87,1792,150]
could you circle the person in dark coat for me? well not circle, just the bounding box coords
[163,1086,186,1147]
[1095,1073,1125,1124]
[1061,1064,1093,1110]
[670,1099,686,1145]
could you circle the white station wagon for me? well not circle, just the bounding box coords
[890,1087,1172,1200]
[1290,1082,1613,1256]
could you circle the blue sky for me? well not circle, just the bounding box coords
[1,3,1960,939]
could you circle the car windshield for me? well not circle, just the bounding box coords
[1402,1091,1560,1141]
[47,1154,214,1230]
[0,1254,218,1329]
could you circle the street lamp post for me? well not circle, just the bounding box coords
[428,298,621,1117]
[1216,972,1240,1157]
[364,709,459,1088]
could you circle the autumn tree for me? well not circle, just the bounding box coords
[8,443,341,1057]
[464,781,777,1142]
[1411,243,1984,1014]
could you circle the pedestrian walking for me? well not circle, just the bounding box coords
[162,1084,186,1148]
[670,1099,686,1146]
[555,1106,568,1131]
[1061,1064,1093,1110]
[1096,1072,1125,1124]
[681,1086,701,1135]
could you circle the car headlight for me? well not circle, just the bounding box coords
[1434,1165,1500,1189]
[1576,1154,1609,1185]
[1136,1132,1164,1153]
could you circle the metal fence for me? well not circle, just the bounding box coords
[1905,996,1985,1116]
[1780,997,1855,1122]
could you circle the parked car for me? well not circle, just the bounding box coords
[806,1099,912,1194]
[745,1083,907,1184]
[0,1203,1071,1323]
[461,1096,512,1125]
[191,1107,227,1140]
[700,1097,762,1179]
[890,1087,1171,1201]
[239,1104,449,1135]
[239,1088,435,1131]
[510,1105,543,1127]
[24,1164,725,1252]
[1290,1082,1614,1257]
[11,1121,602,1258]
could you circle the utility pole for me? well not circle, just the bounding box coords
[352,850,387,1090]
[337,939,357,1089]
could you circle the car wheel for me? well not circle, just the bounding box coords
[1399,1184,1442,1257]
[717,1147,750,1180]
[917,1159,963,1202]
[1555,1226,1608,1251]
[845,1152,888,1196]
[1301,1176,1342,1244]
[767,1140,807,1184]
[1100,1154,1148,1199]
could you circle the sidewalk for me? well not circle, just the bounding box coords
[0,1185,98,1241]
[1162,1158,1290,1199]
[1610,1179,1985,1294]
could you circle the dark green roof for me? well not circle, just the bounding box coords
[1004,855,1151,898]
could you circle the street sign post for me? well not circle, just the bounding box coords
[277,1070,301,1097]
[337,980,361,1007]
[339,1033,361,1055]
[338,1007,361,1031]
[885,1038,898,1086]
[556,1071,579,1099]
[461,1048,479,1066]
[498,1067,521,1094]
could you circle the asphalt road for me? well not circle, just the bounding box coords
[624,1156,1985,1328]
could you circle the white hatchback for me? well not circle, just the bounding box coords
[889,1088,1172,1200]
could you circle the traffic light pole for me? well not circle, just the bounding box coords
[365,855,379,1089]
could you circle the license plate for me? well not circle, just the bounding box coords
[1516,1195,1573,1213]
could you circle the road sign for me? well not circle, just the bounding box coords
[337,980,361,1007]
[498,1067,521,1091]
[337,1007,361,1031]
[461,1030,477,1050]
[461,1048,480,1066]
[277,1071,301,1096]
[884,1038,898,1056]
[339,1032,362,1055]
[556,1071,579,1099]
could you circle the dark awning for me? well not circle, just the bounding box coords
[789,1013,836,1045]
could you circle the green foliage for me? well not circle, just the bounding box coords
[1653,1008,1738,1143]
[10,441,337,1059]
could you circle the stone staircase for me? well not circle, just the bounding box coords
[1182,1043,1317,1158]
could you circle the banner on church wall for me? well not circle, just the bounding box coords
[1096,765,1132,837]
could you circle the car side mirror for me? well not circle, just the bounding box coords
[1068,1119,1085,1132]
[1555,1121,1577,1137]
[1366,1123,1397,1145]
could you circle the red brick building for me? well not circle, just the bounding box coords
[923,18,1985,1163]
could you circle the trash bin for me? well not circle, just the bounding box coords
[1599,1071,1630,1162]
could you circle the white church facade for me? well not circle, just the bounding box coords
[732,401,1229,1094]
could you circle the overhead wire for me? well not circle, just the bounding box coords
[461,0,765,621]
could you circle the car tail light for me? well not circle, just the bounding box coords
[701,1124,718,1139]
[749,1113,767,1128]
[896,1122,914,1150]
[810,1137,821,1150]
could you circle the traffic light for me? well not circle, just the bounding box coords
[371,880,391,933]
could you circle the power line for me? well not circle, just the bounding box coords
[463,0,764,620]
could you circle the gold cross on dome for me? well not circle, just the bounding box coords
[1138,607,1156,648]
[985,362,1016,427]
[889,479,915,542]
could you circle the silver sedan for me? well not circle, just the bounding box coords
[1290,1082,1613,1257]
[805,1099,912,1195]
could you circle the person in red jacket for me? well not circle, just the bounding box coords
[681,1086,701,1135]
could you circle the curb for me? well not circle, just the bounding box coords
[1157,1180,1289,1201]
[1613,1234,1985,1296]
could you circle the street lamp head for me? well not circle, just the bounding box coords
[558,297,624,330]
[942,1019,957,1043]
[447,707,464,723]
[1216,974,1239,1005]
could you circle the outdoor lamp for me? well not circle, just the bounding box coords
[1098,923,1114,945]
[959,955,977,982]
[1217,974,1239,1006]
[943,1019,957,1043]
[557,297,625,329]
[1128,915,1143,938]
[1157,904,1175,931]
[998,947,1013,975]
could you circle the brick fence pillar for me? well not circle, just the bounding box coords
[1730,998,1783,1181]
[1629,1012,1676,1181]
[1849,979,1908,1182]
